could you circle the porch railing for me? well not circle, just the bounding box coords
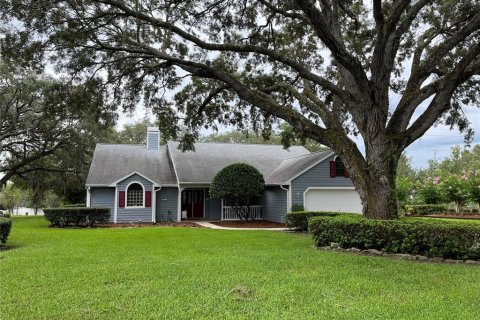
[222,205,262,220]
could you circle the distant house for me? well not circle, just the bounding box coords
[86,128,362,223]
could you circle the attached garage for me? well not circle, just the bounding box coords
[304,187,363,213]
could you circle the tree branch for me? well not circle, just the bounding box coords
[95,0,350,103]
[400,41,480,148]
[294,0,370,93]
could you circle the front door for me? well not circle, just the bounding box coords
[181,190,204,218]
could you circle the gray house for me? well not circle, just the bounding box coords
[86,127,362,223]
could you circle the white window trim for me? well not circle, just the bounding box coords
[108,171,160,187]
[125,181,145,209]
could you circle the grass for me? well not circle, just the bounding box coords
[2,217,480,319]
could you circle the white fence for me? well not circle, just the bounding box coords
[5,207,44,216]
[222,205,262,220]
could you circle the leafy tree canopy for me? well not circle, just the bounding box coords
[106,118,157,145]
[200,124,327,152]
[0,61,116,203]
[417,145,480,179]
[2,0,479,219]
[210,163,265,216]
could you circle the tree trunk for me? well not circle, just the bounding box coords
[455,201,462,214]
[347,139,401,220]
[361,177,399,219]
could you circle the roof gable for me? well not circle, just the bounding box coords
[265,150,334,185]
[108,171,159,187]
[167,141,310,183]
[86,144,177,186]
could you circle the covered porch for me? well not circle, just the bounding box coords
[221,205,262,220]
[179,187,262,221]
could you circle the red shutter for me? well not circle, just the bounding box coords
[145,191,152,208]
[119,191,125,208]
[344,168,350,178]
[329,161,336,178]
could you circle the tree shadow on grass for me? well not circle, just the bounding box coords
[0,244,22,252]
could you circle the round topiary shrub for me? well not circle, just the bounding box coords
[210,163,264,221]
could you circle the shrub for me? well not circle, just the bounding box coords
[396,177,413,206]
[63,203,86,208]
[309,216,480,260]
[472,208,479,214]
[405,204,448,215]
[43,208,110,227]
[285,211,360,231]
[291,204,304,212]
[210,163,264,221]
[0,217,12,244]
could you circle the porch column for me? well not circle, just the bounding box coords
[220,198,224,221]
[86,187,91,208]
[152,186,158,223]
[177,185,185,222]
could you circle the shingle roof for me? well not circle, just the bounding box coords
[167,141,311,184]
[86,142,332,187]
[265,150,334,184]
[85,144,177,186]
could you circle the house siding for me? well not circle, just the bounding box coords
[156,187,178,222]
[116,174,154,223]
[291,154,354,207]
[261,186,288,223]
[90,187,115,222]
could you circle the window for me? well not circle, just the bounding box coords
[335,157,345,176]
[126,183,144,207]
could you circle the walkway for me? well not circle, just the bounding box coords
[193,221,286,231]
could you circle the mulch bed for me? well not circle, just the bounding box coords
[412,214,480,220]
[211,220,285,228]
[96,222,202,228]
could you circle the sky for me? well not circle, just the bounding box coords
[117,103,480,170]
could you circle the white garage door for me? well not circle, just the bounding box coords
[304,188,363,213]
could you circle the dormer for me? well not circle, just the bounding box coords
[147,127,160,150]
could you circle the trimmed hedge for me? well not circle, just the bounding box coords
[44,208,110,227]
[63,203,86,208]
[285,211,359,231]
[309,215,480,260]
[405,204,448,215]
[0,217,12,244]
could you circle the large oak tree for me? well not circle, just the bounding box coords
[2,0,479,218]
[0,62,116,192]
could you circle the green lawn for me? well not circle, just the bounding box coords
[2,217,480,319]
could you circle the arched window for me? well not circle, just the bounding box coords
[335,156,345,177]
[126,182,144,207]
